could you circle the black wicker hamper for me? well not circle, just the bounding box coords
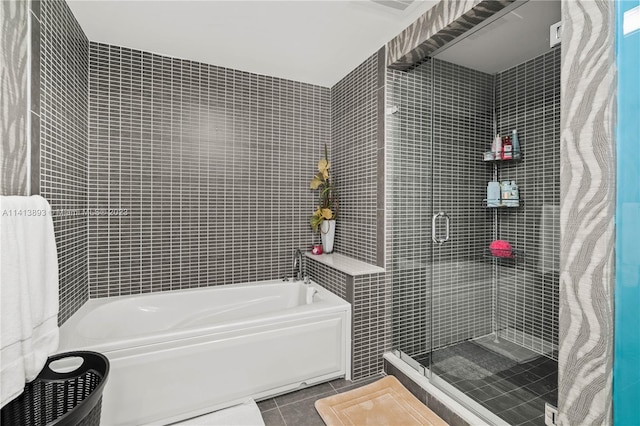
[1,351,109,426]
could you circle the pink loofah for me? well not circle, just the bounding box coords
[490,240,513,258]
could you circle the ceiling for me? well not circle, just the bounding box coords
[434,0,561,74]
[67,0,439,87]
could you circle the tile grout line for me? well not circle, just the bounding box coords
[275,404,287,426]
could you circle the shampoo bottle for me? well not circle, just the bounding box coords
[501,180,512,204]
[494,134,502,160]
[502,136,513,160]
[511,180,520,207]
[512,130,520,158]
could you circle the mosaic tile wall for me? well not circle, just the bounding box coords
[386,60,432,357]
[330,49,385,265]
[495,48,561,358]
[306,259,347,300]
[388,49,560,361]
[430,59,494,349]
[307,259,389,380]
[352,272,391,378]
[87,42,330,297]
[386,57,494,358]
[35,0,90,324]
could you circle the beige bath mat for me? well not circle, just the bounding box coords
[314,376,448,426]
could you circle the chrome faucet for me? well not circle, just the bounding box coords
[293,248,303,281]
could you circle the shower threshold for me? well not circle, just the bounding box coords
[413,337,558,425]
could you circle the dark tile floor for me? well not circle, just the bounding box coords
[415,340,558,426]
[258,374,385,426]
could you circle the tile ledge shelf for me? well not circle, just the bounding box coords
[305,252,385,276]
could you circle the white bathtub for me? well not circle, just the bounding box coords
[58,279,351,425]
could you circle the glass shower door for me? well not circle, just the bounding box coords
[387,2,561,423]
[427,56,496,396]
[425,3,562,423]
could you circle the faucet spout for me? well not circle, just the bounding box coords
[293,248,303,281]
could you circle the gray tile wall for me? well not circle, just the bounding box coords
[388,50,560,360]
[307,259,390,380]
[431,59,494,349]
[386,58,494,358]
[306,259,347,300]
[386,60,432,357]
[330,49,384,265]
[87,42,330,296]
[36,0,89,324]
[352,273,391,378]
[495,48,561,358]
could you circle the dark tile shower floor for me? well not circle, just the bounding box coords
[415,339,558,425]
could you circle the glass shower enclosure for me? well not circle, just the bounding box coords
[389,1,561,424]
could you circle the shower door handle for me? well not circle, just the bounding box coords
[443,213,450,243]
[431,212,451,245]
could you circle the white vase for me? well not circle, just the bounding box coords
[320,220,336,254]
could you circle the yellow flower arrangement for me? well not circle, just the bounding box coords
[309,146,338,233]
